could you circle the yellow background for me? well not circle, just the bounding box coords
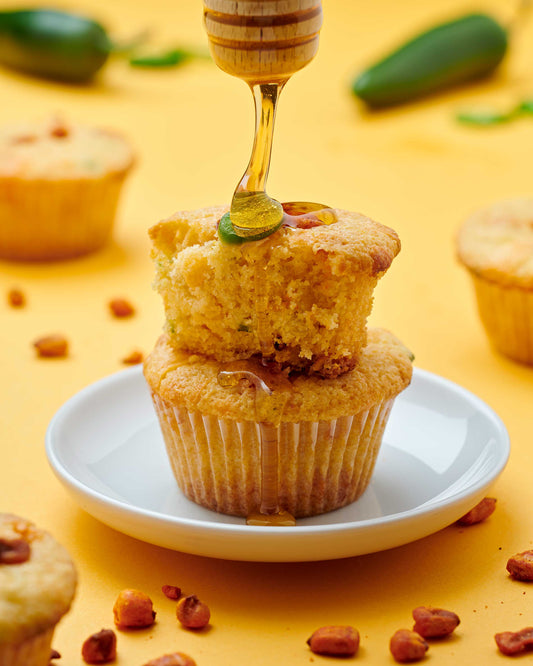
[1,0,532,663]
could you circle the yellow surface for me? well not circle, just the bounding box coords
[1,0,532,663]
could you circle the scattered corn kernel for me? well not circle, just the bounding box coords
[33,334,68,358]
[176,595,210,629]
[113,589,156,628]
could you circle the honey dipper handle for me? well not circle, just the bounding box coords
[204,0,323,83]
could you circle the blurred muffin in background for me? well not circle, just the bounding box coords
[0,513,77,666]
[457,198,533,365]
[0,117,134,261]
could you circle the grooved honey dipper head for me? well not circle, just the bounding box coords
[204,0,323,83]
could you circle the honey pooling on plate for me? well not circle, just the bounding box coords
[217,367,296,526]
[203,0,325,237]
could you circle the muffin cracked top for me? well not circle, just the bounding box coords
[0,118,134,179]
[150,205,401,276]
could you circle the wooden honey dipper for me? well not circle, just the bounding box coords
[204,0,323,236]
[203,0,323,83]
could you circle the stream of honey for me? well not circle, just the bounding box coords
[205,1,328,525]
[230,82,285,237]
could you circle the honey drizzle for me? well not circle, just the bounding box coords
[281,201,337,227]
[217,366,295,526]
[205,2,325,526]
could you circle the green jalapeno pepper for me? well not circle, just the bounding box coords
[0,8,112,82]
[352,13,508,107]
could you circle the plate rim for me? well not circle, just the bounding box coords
[45,365,510,543]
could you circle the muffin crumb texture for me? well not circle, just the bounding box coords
[150,205,401,377]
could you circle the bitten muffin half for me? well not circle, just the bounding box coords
[0,513,77,666]
[149,205,401,378]
[0,118,134,261]
[457,198,533,364]
[144,328,413,518]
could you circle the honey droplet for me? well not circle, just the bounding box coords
[246,509,296,527]
[230,190,283,237]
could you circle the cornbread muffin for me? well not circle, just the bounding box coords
[0,118,134,261]
[149,205,400,377]
[0,513,77,666]
[457,198,533,364]
[144,328,413,518]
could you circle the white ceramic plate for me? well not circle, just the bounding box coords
[45,366,509,562]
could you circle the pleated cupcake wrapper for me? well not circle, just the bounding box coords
[471,272,533,365]
[152,393,394,518]
[0,627,54,666]
[0,171,128,261]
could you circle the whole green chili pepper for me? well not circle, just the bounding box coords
[352,13,508,107]
[0,8,112,82]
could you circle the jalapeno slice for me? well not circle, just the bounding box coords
[218,212,282,244]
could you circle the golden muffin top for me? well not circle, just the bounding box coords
[149,205,401,278]
[0,514,77,644]
[144,328,413,424]
[457,198,533,289]
[0,118,134,179]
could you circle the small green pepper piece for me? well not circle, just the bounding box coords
[456,98,533,127]
[218,212,282,244]
[353,13,508,107]
[0,8,112,82]
[129,47,209,68]
[456,109,516,126]
[518,99,533,114]
[129,48,189,68]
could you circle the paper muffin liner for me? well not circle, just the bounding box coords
[151,392,394,518]
[0,170,129,261]
[0,627,55,666]
[471,272,533,365]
